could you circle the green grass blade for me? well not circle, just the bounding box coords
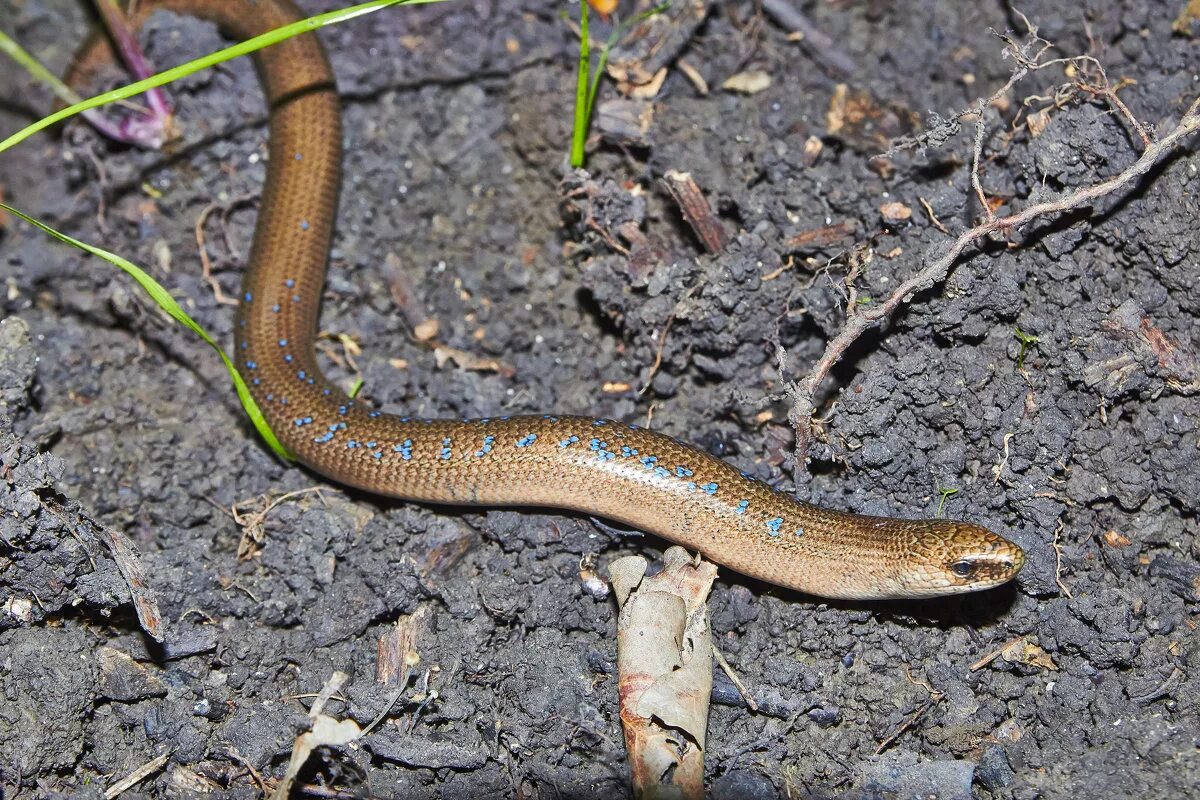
[570,1,672,168]
[0,0,450,155]
[0,28,88,109]
[1,203,292,460]
[569,0,591,168]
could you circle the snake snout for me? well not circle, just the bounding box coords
[940,522,1025,592]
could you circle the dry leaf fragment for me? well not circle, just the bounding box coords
[619,67,668,99]
[721,70,772,94]
[433,345,516,378]
[880,202,912,224]
[1102,530,1133,547]
[1003,638,1058,671]
[802,135,823,166]
[1027,108,1051,137]
[1173,0,1200,34]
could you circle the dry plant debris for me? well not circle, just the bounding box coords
[610,547,717,799]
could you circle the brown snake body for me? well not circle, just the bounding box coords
[71,0,1024,599]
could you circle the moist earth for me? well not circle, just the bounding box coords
[1,1,1198,798]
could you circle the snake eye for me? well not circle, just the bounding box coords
[950,560,975,578]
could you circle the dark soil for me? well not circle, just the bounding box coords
[2,1,1198,798]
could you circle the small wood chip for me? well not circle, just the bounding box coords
[105,752,171,799]
[661,170,729,254]
[721,70,772,94]
[377,611,425,686]
[677,58,709,95]
[785,221,855,250]
[413,319,439,342]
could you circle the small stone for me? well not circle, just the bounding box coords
[712,769,777,800]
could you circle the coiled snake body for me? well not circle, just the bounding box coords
[72,0,1024,599]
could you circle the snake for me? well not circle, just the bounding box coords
[69,0,1024,600]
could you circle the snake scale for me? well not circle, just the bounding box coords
[69,0,1024,599]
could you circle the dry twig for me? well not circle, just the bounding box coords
[785,22,1200,477]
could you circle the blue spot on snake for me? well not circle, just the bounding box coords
[516,434,538,447]
[243,292,252,302]
[675,466,694,478]
[621,445,638,458]
[285,279,295,288]
[272,304,281,313]
[278,339,287,347]
[440,438,452,459]
[767,517,783,536]
[735,499,749,514]
[245,361,257,370]
[313,431,334,444]
[394,440,413,460]
[297,370,306,380]
[347,440,359,449]
[476,435,496,457]
[654,466,671,478]
[283,354,293,363]
[701,482,719,495]
[641,455,658,468]
[559,435,580,448]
